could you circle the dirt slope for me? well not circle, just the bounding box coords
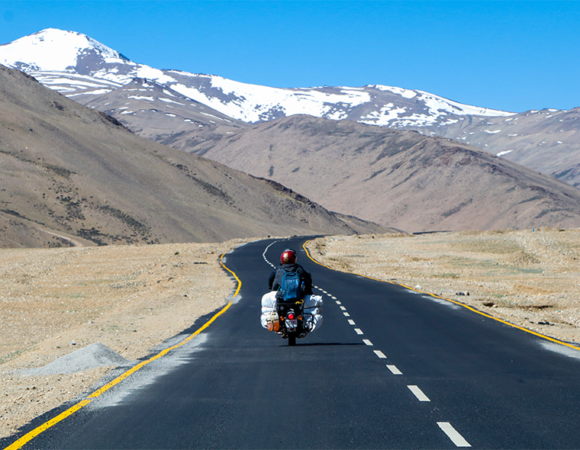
[0,66,384,248]
[193,115,580,232]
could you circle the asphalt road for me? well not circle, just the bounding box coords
[6,237,580,449]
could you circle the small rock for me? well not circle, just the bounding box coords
[70,341,76,346]
[88,321,94,324]
[415,285,422,290]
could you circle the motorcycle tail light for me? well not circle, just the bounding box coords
[288,313,295,320]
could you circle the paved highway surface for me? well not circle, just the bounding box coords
[4,237,580,449]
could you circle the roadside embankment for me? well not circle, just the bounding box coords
[307,229,580,344]
[0,239,247,439]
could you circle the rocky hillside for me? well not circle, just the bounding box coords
[406,108,580,188]
[192,115,580,232]
[0,65,387,248]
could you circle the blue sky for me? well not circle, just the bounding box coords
[1,1,579,113]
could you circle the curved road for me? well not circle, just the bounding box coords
[4,237,580,449]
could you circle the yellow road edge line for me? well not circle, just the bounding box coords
[3,399,92,450]
[4,252,242,450]
[303,240,580,353]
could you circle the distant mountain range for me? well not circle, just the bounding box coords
[404,107,580,188]
[0,29,511,126]
[2,29,578,188]
[82,77,248,151]
[192,115,580,232]
[1,28,580,237]
[0,64,386,248]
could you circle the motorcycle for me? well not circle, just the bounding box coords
[267,299,310,346]
[262,292,323,346]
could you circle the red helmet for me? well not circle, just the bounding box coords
[280,249,297,264]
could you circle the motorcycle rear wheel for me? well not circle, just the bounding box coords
[288,333,297,346]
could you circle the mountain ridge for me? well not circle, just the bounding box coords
[0,29,513,128]
[5,28,578,188]
[193,115,580,232]
[3,28,580,230]
[0,64,388,248]
[407,107,580,187]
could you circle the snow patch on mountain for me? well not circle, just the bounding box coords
[497,150,513,157]
[419,91,508,118]
[0,29,126,72]
[372,85,418,99]
[159,98,185,105]
[128,95,155,101]
[359,103,408,125]
[167,75,372,122]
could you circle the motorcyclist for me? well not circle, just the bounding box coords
[268,249,313,299]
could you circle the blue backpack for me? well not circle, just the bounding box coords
[279,270,303,302]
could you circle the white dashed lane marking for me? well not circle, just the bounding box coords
[268,243,469,448]
[306,266,469,448]
[387,365,402,375]
[262,242,277,268]
[437,422,471,447]
[408,385,430,402]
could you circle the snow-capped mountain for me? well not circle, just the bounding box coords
[0,29,513,128]
[82,77,247,151]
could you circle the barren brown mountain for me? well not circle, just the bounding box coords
[0,65,386,248]
[191,115,580,232]
[405,108,580,188]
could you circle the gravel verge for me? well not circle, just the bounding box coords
[0,239,249,439]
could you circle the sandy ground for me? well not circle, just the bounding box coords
[0,239,248,439]
[307,228,580,345]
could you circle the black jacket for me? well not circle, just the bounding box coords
[269,263,313,297]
